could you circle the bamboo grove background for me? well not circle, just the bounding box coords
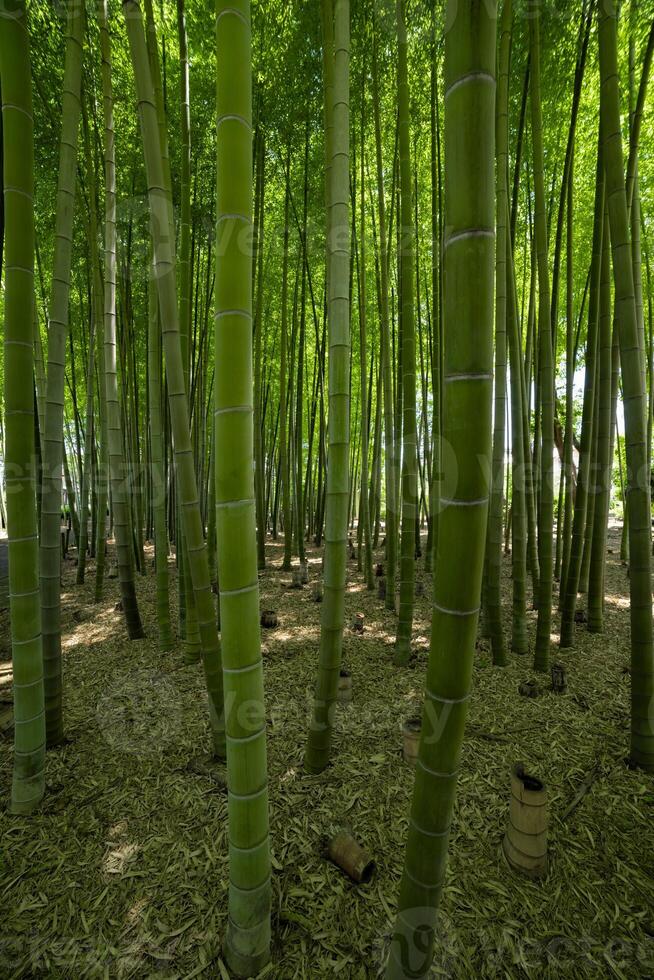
[1,0,654,975]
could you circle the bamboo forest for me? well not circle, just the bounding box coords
[2,0,654,975]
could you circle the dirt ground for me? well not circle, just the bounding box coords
[1,524,653,978]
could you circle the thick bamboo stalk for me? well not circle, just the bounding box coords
[530,0,554,674]
[386,3,496,974]
[394,0,417,666]
[76,104,97,586]
[98,0,145,643]
[372,27,397,609]
[214,0,271,971]
[486,0,512,667]
[358,68,374,592]
[588,209,612,632]
[560,137,603,647]
[598,0,654,771]
[148,270,173,650]
[304,0,351,774]
[123,0,225,756]
[39,0,85,745]
[1,0,46,814]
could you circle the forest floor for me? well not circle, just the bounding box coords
[1,524,653,978]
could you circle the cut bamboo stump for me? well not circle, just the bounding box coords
[377,578,386,601]
[300,560,309,585]
[351,613,364,634]
[260,610,278,629]
[551,662,567,693]
[327,831,375,884]
[337,669,352,703]
[503,763,548,878]
[313,582,323,603]
[402,716,421,765]
[291,567,304,589]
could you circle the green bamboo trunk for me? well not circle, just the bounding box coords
[175,0,200,655]
[148,271,173,651]
[142,0,199,662]
[506,209,528,654]
[280,150,293,572]
[215,0,271,972]
[598,1,654,771]
[530,0,554,674]
[372,31,397,610]
[560,138,603,648]
[386,2,496,974]
[122,0,225,757]
[253,133,267,570]
[1,0,47,815]
[394,0,417,667]
[588,210,612,633]
[294,154,307,566]
[39,0,85,746]
[176,0,192,364]
[486,0,512,667]
[358,82,374,592]
[89,43,109,605]
[304,0,351,774]
[428,6,442,577]
[560,152,575,607]
[94,290,109,605]
[76,104,97,587]
[98,0,145,643]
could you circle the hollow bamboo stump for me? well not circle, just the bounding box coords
[503,763,548,878]
[402,716,421,765]
[327,831,375,884]
[337,669,352,703]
